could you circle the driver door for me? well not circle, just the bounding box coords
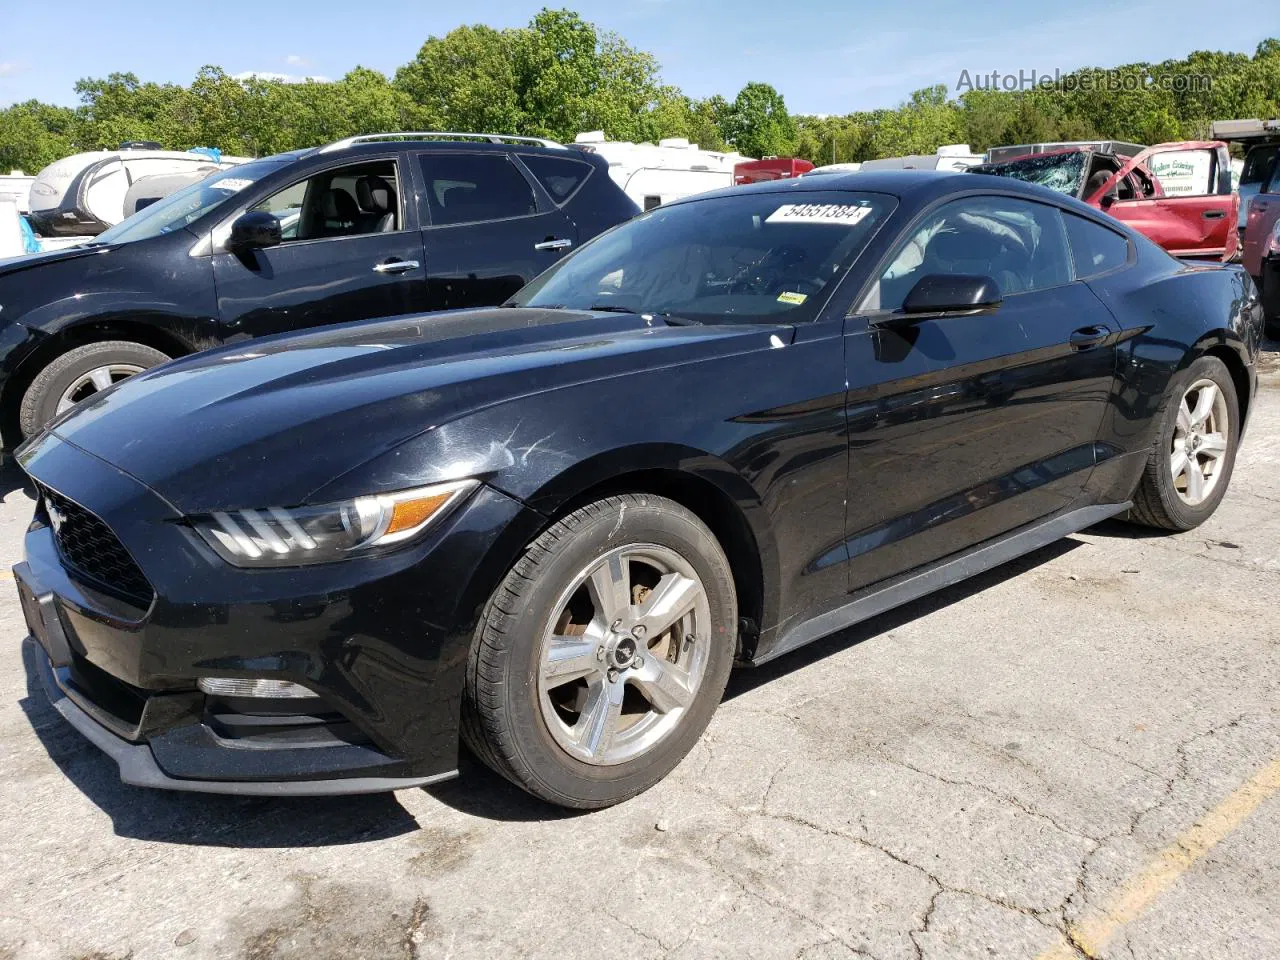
[842,194,1118,590]
[211,154,429,341]
[1088,143,1238,260]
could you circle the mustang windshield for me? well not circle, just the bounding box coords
[94,159,289,245]
[512,190,895,324]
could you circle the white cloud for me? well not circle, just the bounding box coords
[0,62,25,78]
[285,54,310,67]
[231,70,331,84]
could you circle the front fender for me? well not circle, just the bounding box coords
[312,404,787,642]
[16,290,213,352]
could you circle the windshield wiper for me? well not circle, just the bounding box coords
[588,305,703,326]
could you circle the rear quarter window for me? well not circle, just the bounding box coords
[519,154,594,204]
[1063,212,1130,278]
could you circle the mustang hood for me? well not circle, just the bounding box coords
[38,307,777,513]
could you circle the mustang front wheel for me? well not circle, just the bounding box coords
[462,494,737,808]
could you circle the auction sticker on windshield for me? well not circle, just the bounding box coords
[766,203,872,226]
[211,178,255,193]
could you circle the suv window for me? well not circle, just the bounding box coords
[1063,212,1129,278]
[1241,145,1278,188]
[421,153,537,226]
[861,195,1072,312]
[519,154,592,204]
[252,160,400,241]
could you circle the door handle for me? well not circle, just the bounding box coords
[1201,210,1226,220]
[373,259,420,274]
[534,238,573,252]
[1069,325,1110,350]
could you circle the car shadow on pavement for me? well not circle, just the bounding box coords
[0,458,36,503]
[423,755,592,823]
[17,642,422,848]
[723,537,1082,701]
[425,537,1084,822]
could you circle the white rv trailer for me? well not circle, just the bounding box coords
[860,144,985,173]
[571,132,751,209]
[28,147,243,236]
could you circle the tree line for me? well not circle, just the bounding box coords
[1,8,1277,174]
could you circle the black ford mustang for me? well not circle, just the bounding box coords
[14,171,1263,808]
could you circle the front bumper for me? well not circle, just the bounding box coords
[24,637,454,796]
[15,432,543,795]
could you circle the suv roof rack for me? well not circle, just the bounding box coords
[319,132,564,153]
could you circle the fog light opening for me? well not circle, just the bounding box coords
[197,677,318,699]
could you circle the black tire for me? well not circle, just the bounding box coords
[19,340,169,438]
[462,493,737,809]
[1129,355,1239,531]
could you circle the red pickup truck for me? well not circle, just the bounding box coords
[973,141,1239,261]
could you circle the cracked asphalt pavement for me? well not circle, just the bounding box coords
[2,351,1279,960]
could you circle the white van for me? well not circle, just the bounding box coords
[571,132,751,210]
[28,147,240,236]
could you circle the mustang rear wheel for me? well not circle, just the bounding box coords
[462,494,737,808]
[1130,355,1239,531]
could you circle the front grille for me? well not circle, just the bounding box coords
[40,485,154,607]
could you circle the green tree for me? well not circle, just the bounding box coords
[868,85,962,157]
[721,82,796,157]
[2,23,1277,173]
[394,25,524,133]
[0,100,79,171]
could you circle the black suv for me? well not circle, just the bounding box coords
[0,133,638,445]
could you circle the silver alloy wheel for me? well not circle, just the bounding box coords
[1170,377,1230,506]
[536,543,711,766]
[55,364,146,414]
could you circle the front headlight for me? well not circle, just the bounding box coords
[191,479,477,567]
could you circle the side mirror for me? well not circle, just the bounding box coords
[228,211,282,251]
[901,274,1002,317]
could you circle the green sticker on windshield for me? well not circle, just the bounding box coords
[777,291,808,305]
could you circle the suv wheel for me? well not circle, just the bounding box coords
[462,493,737,808]
[20,341,170,438]
[1129,355,1239,531]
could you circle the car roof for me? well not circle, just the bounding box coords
[660,168,1136,235]
[294,139,580,161]
[666,168,1072,206]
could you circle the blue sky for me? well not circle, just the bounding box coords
[0,0,1272,115]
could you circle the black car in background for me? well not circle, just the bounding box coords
[0,133,638,445]
[15,172,1262,808]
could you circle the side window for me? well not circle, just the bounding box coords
[860,196,1073,313]
[519,154,592,204]
[251,160,400,242]
[420,153,537,226]
[1062,213,1129,279]
[1147,148,1217,197]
